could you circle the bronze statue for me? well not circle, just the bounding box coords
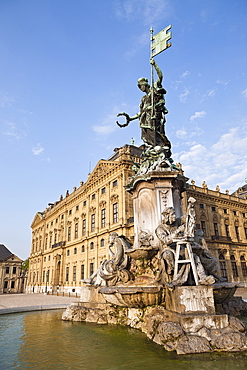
[117,58,171,152]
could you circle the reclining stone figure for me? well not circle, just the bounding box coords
[83,232,132,287]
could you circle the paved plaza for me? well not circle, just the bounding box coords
[0,293,80,315]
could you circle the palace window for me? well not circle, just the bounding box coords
[69,210,72,215]
[101,208,106,228]
[43,270,45,283]
[81,245,85,253]
[225,224,230,238]
[75,223,79,239]
[241,256,247,277]
[100,239,105,248]
[45,237,48,250]
[199,204,204,209]
[66,267,69,282]
[12,267,16,274]
[90,263,94,276]
[81,265,85,280]
[113,203,118,223]
[11,281,15,289]
[101,187,106,194]
[212,206,216,212]
[6,267,9,274]
[245,228,247,239]
[91,214,95,232]
[67,250,70,257]
[74,247,77,255]
[82,219,86,236]
[68,226,71,241]
[230,255,238,278]
[76,205,79,211]
[83,201,86,207]
[90,242,94,250]
[219,253,228,280]
[201,221,206,235]
[235,226,240,240]
[54,233,57,244]
[92,194,96,200]
[46,270,50,283]
[223,209,227,214]
[73,266,76,281]
[213,223,219,237]
[49,235,52,247]
[113,180,118,187]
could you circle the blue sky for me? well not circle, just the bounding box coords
[1,0,247,260]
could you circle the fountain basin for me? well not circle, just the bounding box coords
[125,247,158,261]
[99,285,165,308]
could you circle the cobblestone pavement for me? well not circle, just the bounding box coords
[0,293,80,315]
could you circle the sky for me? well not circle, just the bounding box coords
[0,0,247,260]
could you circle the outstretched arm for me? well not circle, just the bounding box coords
[150,58,163,87]
[116,112,139,128]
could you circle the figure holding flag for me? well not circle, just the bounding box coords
[117,26,172,157]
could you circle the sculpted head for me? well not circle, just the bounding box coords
[161,207,176,225]
[137,77,150,92]
[109,232,118,243]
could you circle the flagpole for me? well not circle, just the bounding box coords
[150,27,155,146]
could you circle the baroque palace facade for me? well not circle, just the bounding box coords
[26,145,247,294]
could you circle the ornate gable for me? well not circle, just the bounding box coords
[31,212,44,228]
[87,160,118,186]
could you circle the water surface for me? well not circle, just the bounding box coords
[1,310,247,369]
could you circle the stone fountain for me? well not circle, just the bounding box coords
[62,35,247,354]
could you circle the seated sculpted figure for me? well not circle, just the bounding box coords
[155,207,215,288]
[83,232,132,287]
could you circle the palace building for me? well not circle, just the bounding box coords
[26,145,247,294]
[0,244,23,294]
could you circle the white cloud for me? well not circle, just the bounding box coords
[176,129,187,138]
[179,88,190,102]
[207,89,216,97]
[173,124,247,192]
[0,93,14,108]
[3,121,20,139]
[216,79,229,86]
[181,71,190,78]
[32,143,44,156]
[242,88,247,100]
[93,106,123,136]
[114,0,172,25]
[190,111,206,121]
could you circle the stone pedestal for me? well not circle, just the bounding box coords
[131,171,186,248]
[80,285,107,305]
[166,286,215,315]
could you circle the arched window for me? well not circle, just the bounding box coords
[241,256,247,277]
[219,253,227,280]
[230,255,238,278]
[90,242,94,250]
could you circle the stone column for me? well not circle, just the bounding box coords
[130,171,187,249]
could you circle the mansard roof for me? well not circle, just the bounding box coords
[0,244,13,261]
